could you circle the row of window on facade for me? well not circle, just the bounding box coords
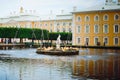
[77,37,119,46]
[56,28,72,32]
[56,22,72,26]
[77,24,119,33]
[34,22,72,27]
[77,14,119,22]
[5,22,72,28]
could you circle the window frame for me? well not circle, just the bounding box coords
[103,14,109,21]
[103,37,108,45]
[85,25,90,33]
[94,24,99,33]
[94,37,99,45]
[114,14,119,20]
[76,37,81,44]
[114,24,119,33]
[103,24,109,33]
[94,15,99,21]
[62,28,66,32]
[77,25,81,33]
[77,16,81,22]
[114,37,119,45]
[85,37,89,44]
[85,15,90,22]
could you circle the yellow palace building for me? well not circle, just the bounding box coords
[0,7,72,43]
[72,0,120,46]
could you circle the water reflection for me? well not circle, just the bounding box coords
[0,48,120,80]
[73,49,120,80]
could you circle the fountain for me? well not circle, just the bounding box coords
[36,35,79,56]
[56,34,61,49]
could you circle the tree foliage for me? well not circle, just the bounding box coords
[0,27,49,39]
[0,27,71,41]
[49,32,72,41]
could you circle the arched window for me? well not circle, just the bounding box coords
[114,14,119,20]
[77,16,81,22]
[114,37,119,45]
[94,15,99,21]
[103,14,109,21]
[85,16,90,21]
[85,25,90,33]
[77,26,81,33]
[63,22,66,26]
[94,24,99,33]
[63,28,66,32]
[114,24,119,33]
[57,28,60,32]
[77,37,81,44]
[103,24,109,33]
[69,22,72,26]
[94,37,99,45]
[68,28,72,32]
[50,24,52,27]
[104,37,108,45]
[57,23,59,26]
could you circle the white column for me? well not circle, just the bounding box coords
[72,14,76,45]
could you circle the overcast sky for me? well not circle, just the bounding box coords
[0,0,105,17]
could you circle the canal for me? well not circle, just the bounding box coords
[0,48,120,80]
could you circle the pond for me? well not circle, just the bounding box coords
[0,48,120,80]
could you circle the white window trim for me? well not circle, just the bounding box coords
[114,13,119,21]
[77,16,81,22]
[103,37,109,45]
[62,28,66,32]
[94,24,99,34]
[69,22,72,26]
[63,22,66,26]
[94,37,99,45]
[114,37,119,45]
[77,25,81,33]
[103,14,109,21]
[114,24,119,33]
[85,24,90,33]
[94,15,99,21]
[84,37,89,44]
[76,37,81,44]
[85,15,90,22]
[103,24,109,34]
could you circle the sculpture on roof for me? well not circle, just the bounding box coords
[20,7,24,13]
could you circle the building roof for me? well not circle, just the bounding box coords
[72,3,120,13]
[56,14,72,20]
[0,13,72,23]
[0,13,40,23]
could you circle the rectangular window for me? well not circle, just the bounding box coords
[94,25,99,33]
[94,37,98,45]
[85,37,89,45]
[77,38,80,44]
[85,25,89,33]
[77,17,81,22]
[114,24,119,33]
[104,24,108,33]
[77,26,81,33]
[104,37,108,45]
[114,37,119,45]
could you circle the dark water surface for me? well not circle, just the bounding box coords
[0,48,120,80]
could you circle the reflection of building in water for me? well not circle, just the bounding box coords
[72,55,120,79]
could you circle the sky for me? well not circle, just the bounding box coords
[0,0,105,17]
